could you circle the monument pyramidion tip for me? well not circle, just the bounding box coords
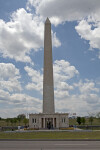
[45,17,51,24]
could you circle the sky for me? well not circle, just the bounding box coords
[0,0,100,118]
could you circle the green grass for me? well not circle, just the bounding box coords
[0,131,100,139]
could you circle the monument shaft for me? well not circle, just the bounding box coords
[29,18,69,129]
[43,18,55,113]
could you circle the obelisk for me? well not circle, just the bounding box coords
[43,18,55,114]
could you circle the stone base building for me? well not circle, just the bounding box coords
[29,113,69,129]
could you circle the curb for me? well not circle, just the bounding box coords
[0,139,100,141]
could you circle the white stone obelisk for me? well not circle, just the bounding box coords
[43,18,55,114]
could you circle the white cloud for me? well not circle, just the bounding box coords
[0,8,61,63]
[0,80,22,93]
[26,0,100,58]
[54,60,79,82]
[10,93,41,104]
[24,65,43,93]
[0,89,10,101]
[80,93,99,104]
[72,79,100,111]
[24,59,81,114]
[74,79,99,94]
[75,19,100,58]
[55,91,100,116]
[27,0,100,25]
[25,59,79,100]
[0,91,42,118]
[24,66,42,83]
[0,63,19,79]
[0,61,99,117]
[0,63,22,92]
[53,60,79,99]
[52,32,61,47]
[55,77,100,116]
[0,0,100,62]
[55,95,90,115]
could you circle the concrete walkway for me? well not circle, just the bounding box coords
[4,128,94,133]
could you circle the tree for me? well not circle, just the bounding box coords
[77,117,81,125]
[81,117,86,125]
[10,118,14,126]
[17,114,26,120]
[13,118,17,126]
[23,118,28,126]
[6,118,10,126]
[96,112,100,122]
[17,117,21,126]
[89,116,93,125]
[17,114,26,126]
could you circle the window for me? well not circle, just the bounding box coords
[32,118,37,123]
[62,118,63,123]
[62,118,65,123]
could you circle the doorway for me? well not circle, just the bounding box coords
[46,118,53,129]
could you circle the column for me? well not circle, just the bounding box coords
[43,118,45,128]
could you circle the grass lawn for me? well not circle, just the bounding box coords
[0,131,100,139]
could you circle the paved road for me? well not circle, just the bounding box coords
[0,141,100,150]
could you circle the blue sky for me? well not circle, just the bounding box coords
[0,0,100,118]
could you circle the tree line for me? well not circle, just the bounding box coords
[0,114,29,127]
[76,116,94,125]
[76,112,100,125]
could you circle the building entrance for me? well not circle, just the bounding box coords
[46,118,53,129]
[41,117,56,129]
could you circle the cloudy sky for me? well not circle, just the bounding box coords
[0,0,100,118]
